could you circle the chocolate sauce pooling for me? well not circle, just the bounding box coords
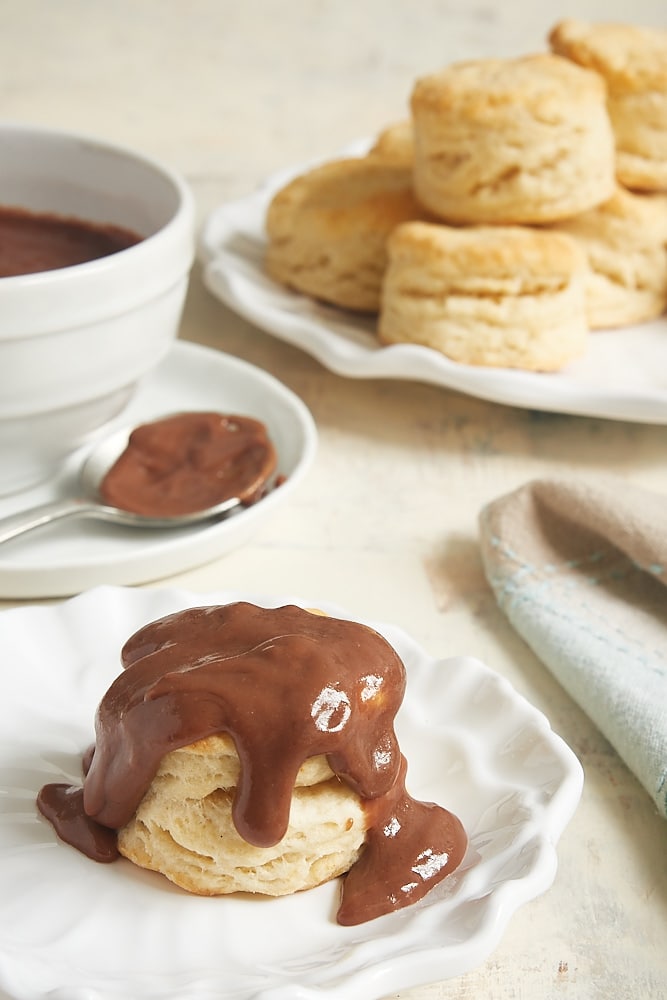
[37,603,467,925]
[0,204,141,277]
[99,412,277,517]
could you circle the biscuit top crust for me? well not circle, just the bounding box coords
[266,156,419,240]
[388,222,587,280]
[410,53,607,122]
[549,19,667,92]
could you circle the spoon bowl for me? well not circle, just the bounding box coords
[0,423,243,546]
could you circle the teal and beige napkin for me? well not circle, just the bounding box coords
[479,477,667,818]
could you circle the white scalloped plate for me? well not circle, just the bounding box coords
[0,341,317,599]
[0,586,583,1000]
[199,141,667,425]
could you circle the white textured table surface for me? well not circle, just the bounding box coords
[1,2,667,998]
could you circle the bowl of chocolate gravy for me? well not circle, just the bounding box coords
[0,122,195,495]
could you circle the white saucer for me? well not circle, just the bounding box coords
[0,586,583,1000]
[200,140,667,425]
[0,342,317,599]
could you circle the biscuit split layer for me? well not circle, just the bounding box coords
[118,733,367,897]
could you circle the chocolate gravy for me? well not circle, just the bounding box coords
[0,204,141,277]
[37,603,467,925]
[99,412,277,517]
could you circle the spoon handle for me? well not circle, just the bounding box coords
[0,498,98,545]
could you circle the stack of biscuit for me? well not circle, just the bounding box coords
[265,19,667,373]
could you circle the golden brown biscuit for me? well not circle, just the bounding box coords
[546,187,667,328]
[410,54,616,224]
[265,155,431,312]
[368,120,414,165]
[118,733,367,896]
[549,20,667,191]
[379,221,588,371]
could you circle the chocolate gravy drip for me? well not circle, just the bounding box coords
[37,785,118,863]
[0,204,141,277]
[37,603,467,924]
[336,756,466,925]
[99,412,277,517]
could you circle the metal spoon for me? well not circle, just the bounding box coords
[0,423,242,546]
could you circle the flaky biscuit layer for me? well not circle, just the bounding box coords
[378,221,588,371]
[118,733,367,897]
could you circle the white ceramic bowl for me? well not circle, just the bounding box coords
[0,122,196,495]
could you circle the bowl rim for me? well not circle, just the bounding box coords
[0,120,196,337]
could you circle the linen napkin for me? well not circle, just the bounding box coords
[479,477,667,819]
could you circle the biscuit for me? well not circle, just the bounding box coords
[410,54,616,224]
[546,187,667,328]
[368,120,414,165]
[378,221,588,371]
[549,20,667,191]
[118,733,367,896]
[265,155,430,312]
